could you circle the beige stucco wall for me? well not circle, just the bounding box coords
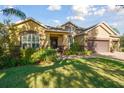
[15,20,46,47]
[75,23,120,52]
[62,34,69,48]
[100,23,117,36]
[14,20,69,49]
[87,26,110,39]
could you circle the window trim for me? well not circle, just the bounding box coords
[21,33,40,49]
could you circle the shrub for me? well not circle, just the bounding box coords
[64,50,79,55]
[82,50,93,56]
[64,42,81,55]
[70,42,81,52]
[20,48,36,64]
[0,46,4,56]
[9,46,21,60]
[0,55,17,69]
[31,48,57,63]
[0,46,19,69]
[64,50,72,55]
[121,47,124,52]
[0,48,36,69]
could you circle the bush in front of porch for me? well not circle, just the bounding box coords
[64,42,93,56]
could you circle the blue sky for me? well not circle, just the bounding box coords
[0,5,124,35]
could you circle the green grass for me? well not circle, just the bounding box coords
[0,57,124,88]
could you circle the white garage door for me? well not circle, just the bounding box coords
[95,41,109,53]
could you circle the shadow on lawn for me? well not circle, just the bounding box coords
[0,58,124,88]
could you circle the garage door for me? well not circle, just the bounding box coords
[95,41,109,53]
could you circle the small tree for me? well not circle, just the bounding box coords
[120,34,124,47]
[0,7,26,58]
[110,26,120,34]
[0,7,26,49]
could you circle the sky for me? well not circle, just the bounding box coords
[0,5,124,35]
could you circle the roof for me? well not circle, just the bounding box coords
[61,21,85,30]
[76,21,119,36]
[14,17,47,28]
[15,18,69,32]
[60,21,85,34]
[61,21,78,27]
[46,29,69,34]
[46,25,64,30]
[83,24,97,31]
[14,18,119,36]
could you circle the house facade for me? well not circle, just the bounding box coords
[75,22,120,52]
[14,18,120,53]
[14,18,69,50]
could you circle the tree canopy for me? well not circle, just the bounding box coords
[120,34,124,47]
[1,8,26,20]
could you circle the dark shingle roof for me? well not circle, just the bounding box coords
[45,25,65,30]
[83,24,97,31]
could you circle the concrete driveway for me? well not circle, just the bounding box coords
[98,52,124,61]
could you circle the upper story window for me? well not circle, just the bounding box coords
[21,33,40,49]
[65,26,75,32]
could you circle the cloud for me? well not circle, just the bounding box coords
[3,5,15,9]
[94,8,106,16]
[107,5,121,12]
[66,16,85,21]
[66,5,93,21]
[118,10,124,15]
[48,5,61,11]
[107,5,117,11]
[53,19,60,24]
[108,6,124,18]
[106,5,124,16]
[67,5,124,22]
[0,9,2,14]
[52,19,61,26]
[7,5,15,8]
[68,5,124,21]
[110,22,118,27]
[72,5,93,16]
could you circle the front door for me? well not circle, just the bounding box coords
[50,37,58,49]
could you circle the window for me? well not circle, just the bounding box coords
[65,26,72,32]
[21,33,40,49]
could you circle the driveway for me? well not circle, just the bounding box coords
[98,52,124,61]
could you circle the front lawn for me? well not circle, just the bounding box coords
[0,57,124,88]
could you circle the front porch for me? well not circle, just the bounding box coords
[45,30,69,49]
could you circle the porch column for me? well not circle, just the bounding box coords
[44,34,50,48]
[117,39,120,51]
[83,34,88,50]
[63,34,69,49]
[42,33,50,48]
[109,38,112,52]
[39,31,45,48]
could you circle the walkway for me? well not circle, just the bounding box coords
[98,52,124,61]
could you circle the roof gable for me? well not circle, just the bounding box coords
[101,22,119,36]
[84,22,119,36]
[61,21,79,28]
[14,18,47,28]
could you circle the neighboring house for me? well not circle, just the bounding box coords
[13,18,120,53]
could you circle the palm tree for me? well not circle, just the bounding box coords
[0,7,26,49]
[1,8,26,20]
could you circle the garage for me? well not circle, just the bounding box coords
[94,40,109,53]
